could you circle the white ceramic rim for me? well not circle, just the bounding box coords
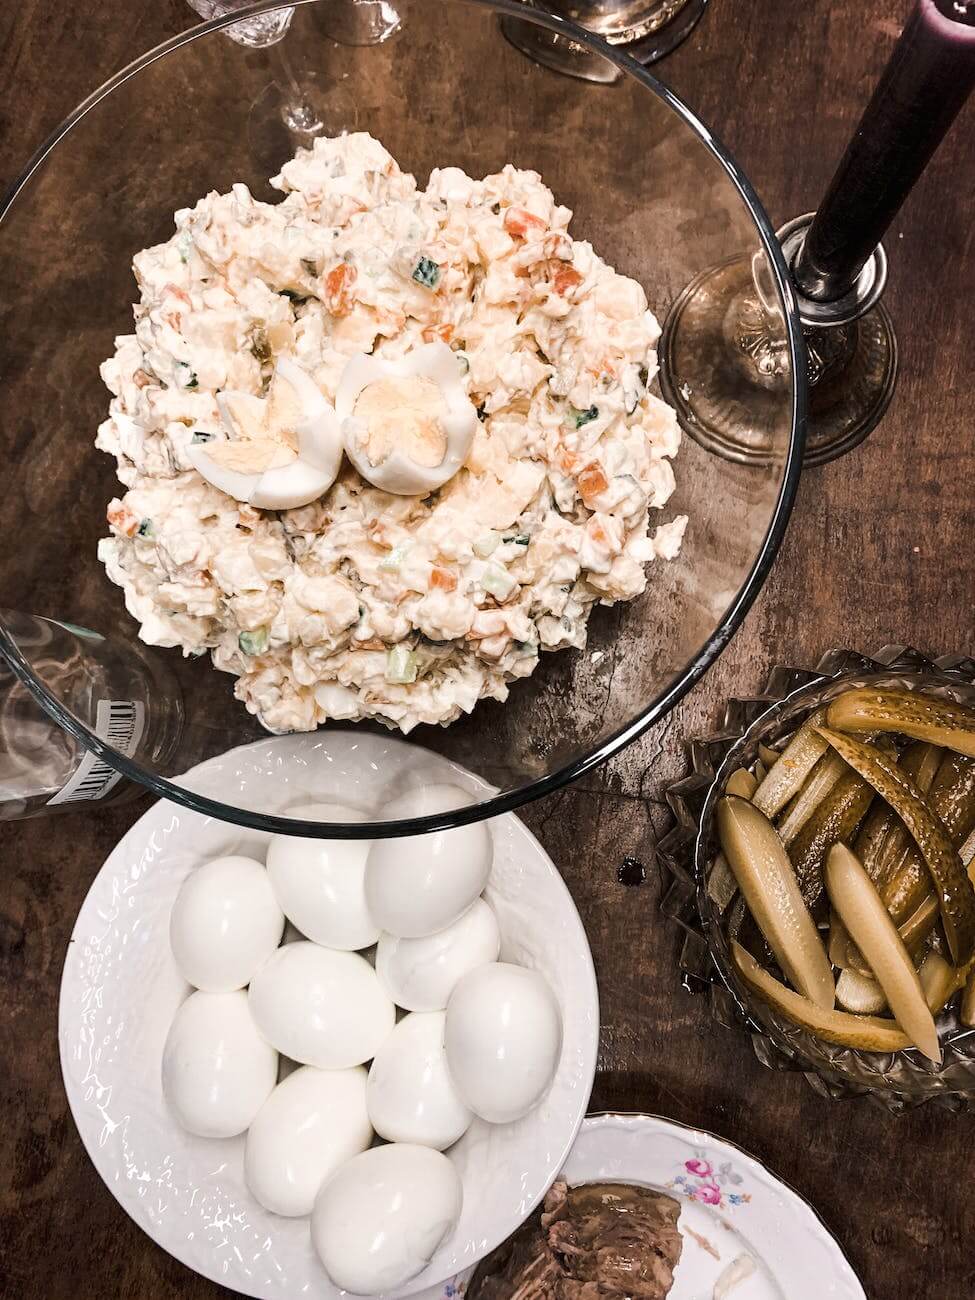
[57,733,600,1299]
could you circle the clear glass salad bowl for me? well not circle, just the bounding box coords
[0,0,804,837]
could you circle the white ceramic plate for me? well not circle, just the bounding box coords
[59,731,599,1299]
[432,1112,865,1300]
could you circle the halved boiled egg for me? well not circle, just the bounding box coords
[187,356,342,510]
[337,341,477,496]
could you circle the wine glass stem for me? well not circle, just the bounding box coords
[271,41,324,134]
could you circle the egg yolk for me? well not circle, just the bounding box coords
[353,375,448,469]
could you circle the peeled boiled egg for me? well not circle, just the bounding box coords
[187,356,342,509]
[248,941,394,1068]
[169,854,285,992]
[245,1065,372,1217]
[366,1011,472,1150]
[311,1143,463,1294]
[444,963,562,1123]
[162,989,278,1138]
[337,341,477,495]
[364,783,492,939]
[376,897,501,1011]
[265,802,378,951]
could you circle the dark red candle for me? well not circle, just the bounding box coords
[795,0,975,302]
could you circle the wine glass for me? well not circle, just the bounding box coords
[184,0,401,136]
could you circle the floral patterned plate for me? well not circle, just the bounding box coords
[422,1112,865,1300]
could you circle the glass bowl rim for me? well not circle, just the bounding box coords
[694,667,975,1095]
[0,0,808,839]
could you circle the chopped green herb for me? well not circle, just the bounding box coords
[506,534,531,548]
[136,518,154,539]
[177,232,193,264]
[238,627,269,656]
[176,362,198,389]
[566,404,598,430]
[191,431,215,444]
[412,255,441,291]
[385,646,418,684]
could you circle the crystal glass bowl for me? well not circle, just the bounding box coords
[658,647,975,1112]
[0,0,804,837]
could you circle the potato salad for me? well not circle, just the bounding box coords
[96,133,687,733]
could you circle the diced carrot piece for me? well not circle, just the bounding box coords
[422,323,454,344]
[586,357,617,379]
[324,262,357,316]
[163,283,193,307]
[578,463,609,504]
[430,566,458,592]
[107,503,139,537]
[504,207,547,239]
[552,264,583,296]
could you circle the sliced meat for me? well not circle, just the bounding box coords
[468,1180,682,1300]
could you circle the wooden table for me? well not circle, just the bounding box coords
[1,2,972,1296]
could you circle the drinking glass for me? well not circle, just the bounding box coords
[184,0,401,137]
[0,612,183,821]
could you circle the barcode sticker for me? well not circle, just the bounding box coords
[48,700,145,806]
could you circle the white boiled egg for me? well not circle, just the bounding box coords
[444,963,562,1123]
[162,989,277,1138]
[248,941,394,1068]
[337,341,477,495]
[265,802,378,951]
[376,898,501,1011]
[245,1065,372,1217]
[169,854,285,992]
[312,1143,463,1294]
[366,1011,472,1150]
[187,356,343,509]
[364,783,492,938]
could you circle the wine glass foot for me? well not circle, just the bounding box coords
[500,0,709,85]
[317,0,404,46]
[659,254,898,467]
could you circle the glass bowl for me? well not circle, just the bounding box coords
[657,646,975,1112]
[0,0,804,837]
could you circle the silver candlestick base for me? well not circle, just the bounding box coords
[501,0,710,84]
[659,214,898,467]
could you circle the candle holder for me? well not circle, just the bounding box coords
[660,0,975,466]
[500,0,710,84]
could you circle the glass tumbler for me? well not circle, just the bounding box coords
[0,612,183,821]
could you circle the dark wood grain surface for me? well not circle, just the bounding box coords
[2,2,973,1297]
